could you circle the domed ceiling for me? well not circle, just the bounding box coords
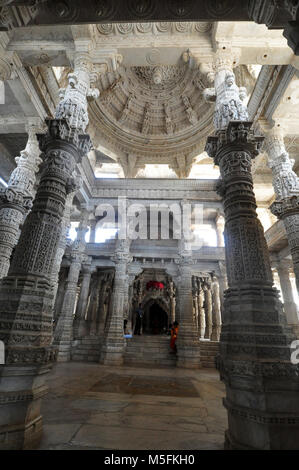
[88,61,215,176]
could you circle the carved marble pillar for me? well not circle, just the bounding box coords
[211,275,222,341]
[0,122,43,278]
[216,212,225,247]
[203,49,248,131]
[176,255,200,369]
[264,126,299,295]
[97,274,112,336]
[206,120,299,450]
[276,261,299,330]
[53,221,88,361]
[203,281,213,340]
[50,182,81,308]
[88,274,102,336]
[0,119,91,450]
[89,218,97,243]
[198,282,206,339]
[218,260,228,316]
[53,268,68,324]
[101,240,131,365]
[55,52,99,131]
[73,261,93,339]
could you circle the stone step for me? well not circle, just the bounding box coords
[71,336,102,363]
[124,335,176,367]
[72,354,100,362]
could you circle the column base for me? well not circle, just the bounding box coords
[219,285,299,450]
[223,394,299,450]
[0,364,51,450]
[101,349,124,366]
[211,327,221,341]
[176,344,201,369]
[100,341,124,366]
[55,342,71,362]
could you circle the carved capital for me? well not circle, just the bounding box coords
[37,119,92,159]
[270,195,299,219]
[205,121,264,165]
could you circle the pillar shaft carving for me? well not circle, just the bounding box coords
[101,239,132,366]
[211,276,222,341]
[54,219,88,361]
[89,218,97,243]
[97,274,113,336]
[203,281,213,340]
[216,213,225,247]
[176,255,200,369]
[265,127,299,294]
[0,118,91,450]
[203,50,248,131]
[73,264,93,339]
[198,285,205,339]
[55,52,99,134]
[0,123,43,278]
[205,121,299,450]
[276,261,299,328]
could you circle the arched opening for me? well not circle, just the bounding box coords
[143,301,169,335]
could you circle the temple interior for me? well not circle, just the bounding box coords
[1,0,299,451]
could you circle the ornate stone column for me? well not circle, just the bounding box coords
[275,260,299,331]
[218,260,228,315]
[50,182,81,308]
[73,260,93,339]
[0,45,99,448]
[97,273,113,336]
[216,212,225,247]
[88,273,102,336]
[203,280,213,340]
[101,239,131,366]
[0,118,91,450]
[0,121,43,278]
[206,120,299,450]
[175,243,201,368]
[53,268,68,324]
[198,281,206,339]
[89,217,97,243]
[211,275,222,341]
[53,220,88,361]
[263,126,299,295]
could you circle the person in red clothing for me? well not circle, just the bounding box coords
[170,321,179,354]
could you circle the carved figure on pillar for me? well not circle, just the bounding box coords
[73,260,93,339]
[198,281,206,339]
[55,53,99,133]
[0,122,44,278]
[203,50,248,131]
[203,279,213,340]
[211,275,222,341]
[264,126,299,295]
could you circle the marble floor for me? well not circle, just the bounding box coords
[39,362,227,450]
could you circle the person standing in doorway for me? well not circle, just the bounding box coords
[134,303,143,335]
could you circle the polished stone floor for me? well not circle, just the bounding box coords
[39,362,227,450]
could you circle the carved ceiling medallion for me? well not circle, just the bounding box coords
[89,63,214,162]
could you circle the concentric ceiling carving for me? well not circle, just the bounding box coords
[88,63,214,162]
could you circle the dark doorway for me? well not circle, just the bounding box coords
[144,303,168,335]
